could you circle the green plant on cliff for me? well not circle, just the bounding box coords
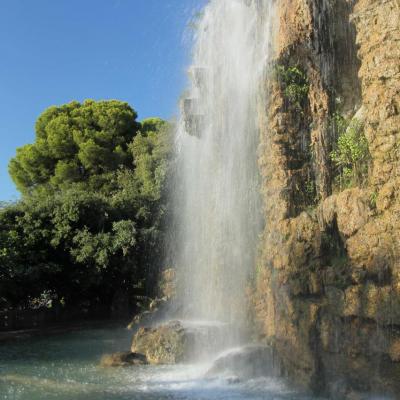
[369,190,378,210]
[330,113,370,190]
[275,65,309,111]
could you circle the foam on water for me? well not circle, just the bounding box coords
[131,364,294,399]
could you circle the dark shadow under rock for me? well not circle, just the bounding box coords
[100,351,148,367]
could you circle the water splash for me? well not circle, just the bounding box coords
[171,0,275,350]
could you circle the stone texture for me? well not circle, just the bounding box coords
[131,321,189,364]
[335,189,372,237]
[352,0,400,186]
[254,0,400,397]
[130,320,235,365]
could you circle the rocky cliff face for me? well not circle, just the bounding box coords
[254,0,400,397]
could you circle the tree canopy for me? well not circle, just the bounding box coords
[1,100,173,313]
[9,100,141,194]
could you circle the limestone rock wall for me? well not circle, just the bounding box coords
[255,0,400,397]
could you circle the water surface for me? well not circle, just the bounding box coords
[0,324,320,400]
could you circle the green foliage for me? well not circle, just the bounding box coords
[330,113,370,189]
[122,118,173,288]
[275,65,309,111]
[2,105,172,311]
[0,201,14,209]
[130,118,171,201]
[71,219,136,269]
[9,100,140,195]
[0,202,61,308]
[369,190,378,210]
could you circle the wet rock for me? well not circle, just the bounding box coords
[100,351,148,367]
[388,338,400,362]
[131,320,236,365]
[205,345,279,380]
[319,194,337,228]
[158,268,176,300]
[131,320,189,364]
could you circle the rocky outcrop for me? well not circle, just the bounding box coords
[352,0,400,186]
[254,0,400,398]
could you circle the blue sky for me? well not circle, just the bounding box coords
[0,0,206,201]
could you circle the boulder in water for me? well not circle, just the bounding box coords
[100,351,148,367]
[131,320,189,364]
[205,345,280,380]
[131,319,237,364]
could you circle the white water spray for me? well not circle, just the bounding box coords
[171,0,275,352]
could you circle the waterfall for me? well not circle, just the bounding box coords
[171,0,275,352]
